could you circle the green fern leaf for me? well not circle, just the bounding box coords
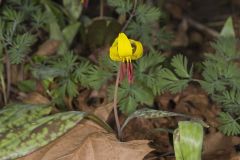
[74,60,93,83]
[119,96,138,115]
[9,33,36,64]
[211,37,238,60]
[136,4,161,24]
[218,112,240,136]
[126,21,152,47]
[86,66,113,90]
[106,0,132,14]
[171,54,192,79]
[158,68,189,93]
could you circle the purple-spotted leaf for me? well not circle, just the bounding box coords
[0,111,86,160]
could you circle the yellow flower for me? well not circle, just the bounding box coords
[109,33,143,83]
[110,33,143,62]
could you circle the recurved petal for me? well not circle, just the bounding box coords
[130,39,143,60]
[110,42,122,61]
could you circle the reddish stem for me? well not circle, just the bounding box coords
[113,63,122,138]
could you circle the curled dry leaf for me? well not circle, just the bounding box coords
[35,39,60,56]
[203,132,240,160]
[93,103,114,122]
[18,121,152,160]
[20,92,50,105]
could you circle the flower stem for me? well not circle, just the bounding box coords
[0,75,7,105]
[113,63,121,138]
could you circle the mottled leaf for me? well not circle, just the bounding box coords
[18,122,152,160]
[173,121,203,160]
[0,111,86,160]
[0,104,52,133]
[121,108,209,131]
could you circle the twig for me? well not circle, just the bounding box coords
[0,75,7,105]
[185,17,220,38]
[5,52,10,102]
[100,0,104,18]
[121,0,138,32]
[113,63,121,138]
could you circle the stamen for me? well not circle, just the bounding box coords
[127,62,133,84]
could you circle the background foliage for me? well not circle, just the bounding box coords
[0,0,239,138]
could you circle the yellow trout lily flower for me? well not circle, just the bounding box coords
[109,33,143,83]
[110,33,143,62]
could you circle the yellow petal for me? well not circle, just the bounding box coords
[110,38,122,61]
[118,33,132,58]
[130,39,143,60]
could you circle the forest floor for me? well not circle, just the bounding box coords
[7,0,240,159]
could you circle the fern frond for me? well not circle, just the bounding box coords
[98,54,118,73]
[86,66,113,90]
[119,95,138,115]
[2,7,24,24]
[119,81,154,114]
[73,60,93,85]
[106,0,132,14]
[108,80,154,115]
[32,10,48,28]
[134,52,165,95]
[218,112,240,136]
[9,33,36,64]
[52,78,78,98]
[136,52,165,73]
[201,59,240,94]
[158,68,189,93]
[52,52,78,73]
[214,89,240,114]
[126,21,152,47]
[171,54,192,79]
[136,4,161,24]
[211,37,239,60]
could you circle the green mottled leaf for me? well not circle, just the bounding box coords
[0,104,51,133]
[0,111,86,160]
[121,109,185,131]
[121,108,209,131]
[173,121,203,160]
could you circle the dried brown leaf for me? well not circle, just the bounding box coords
[20,92,50,105]
[19,121,152,160]
[35,40,60,56]
[93,103,113,122]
